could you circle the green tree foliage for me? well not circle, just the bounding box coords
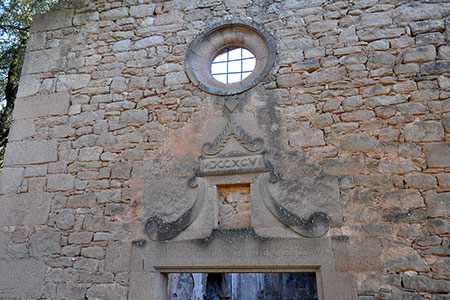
[0,0,62,169]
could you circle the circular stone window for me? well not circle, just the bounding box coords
[186,20,277,96]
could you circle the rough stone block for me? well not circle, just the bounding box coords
[133,36,164,49]
[355,175,395,190]
[0,193,51,225]
[57,284,89,300]
[306,67,346,84]
[111,162,132,179]
[47,174,75,191]
[56,209,76,230]
[3,140,57,166]
[404,45,436,63]
[323,156,366,175]
[380,190,424,209]
[113,39,132,52]
[424,143,450,168]
[405,121,444,142]
[79,147,103,161]
[379,158,421,174]
[16,74,41,98]
[105,242,131,272]
[130,4,156,18]
[56,74,91,92]
[405,174,437,190]
[46,268,79,283]
[8,119,35,141]
[13,93,70,120]
[388,254,430,272]
[68,232,93,245]
[276,73,303,87]
[29,227,61,257]
[21,48,65,74]
[121,109,148,124]
[289,129,325,147]
[81,246,105,259]
[340,133,379,153]
[426,193,450,218]
[0,167,24,194]
[421,60,450,75]
[0,259,47,298]
[86,284,127,300]
[31,8,73,32]
[437,173,450,188]
[403,275,450,293]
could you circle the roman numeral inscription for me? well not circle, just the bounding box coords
[199,154,267,175]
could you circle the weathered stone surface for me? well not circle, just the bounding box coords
[426,193,450,218]
[57,284,89,300]
[378,159,420,174]
[355,175,394,190]
[56,74,91,92]
[404,46,436,63]
[111,162,132,179]
[323,156,365,175]
[121,109,148,124]
[404,121,444,142]
[424,143,450,168]
[0,259,47,299]
[21,48,65,74]
[47,174,75,191]
[340,133,379,152]
[388,254,430,272]
[405,174,437,190]
[8,119,35,141]
[0,167,24,194]
[13,93,70,119]
[29,227,61,257]
[46,268,79,283]
[81,246,105,259]
[0,193,51,225]
[426,219,450,235]
[380,190,424,209]
[68,232,93,245]
[105,241,131,272]
[403,275,450,293]
[421,60,450,75]
[289,129,325,147]
[276,73,303,88]
[56,209,76,230]
[306,67,346,84]
[4,140,57,166]
[134,36,164,49]
[3,1,450,298]
[86,284,127,299]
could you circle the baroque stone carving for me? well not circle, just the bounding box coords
[201,117,264,156]
[259,174,330,238]
[144,177,207,241]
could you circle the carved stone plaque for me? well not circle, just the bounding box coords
[198,154,267,175]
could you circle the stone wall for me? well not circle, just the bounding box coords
[0,0,449,299]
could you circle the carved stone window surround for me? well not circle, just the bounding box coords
[185,19,277,96]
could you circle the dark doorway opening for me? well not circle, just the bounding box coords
[168,272,318,300]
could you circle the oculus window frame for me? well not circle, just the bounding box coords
[185,20,277,96]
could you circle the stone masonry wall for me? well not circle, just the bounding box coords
[0,0,449,299]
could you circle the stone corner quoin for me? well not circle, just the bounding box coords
[0,0,449,299]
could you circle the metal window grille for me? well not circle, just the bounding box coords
[211,48,256,84]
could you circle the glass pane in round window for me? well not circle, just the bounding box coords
[211,48,256,84]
